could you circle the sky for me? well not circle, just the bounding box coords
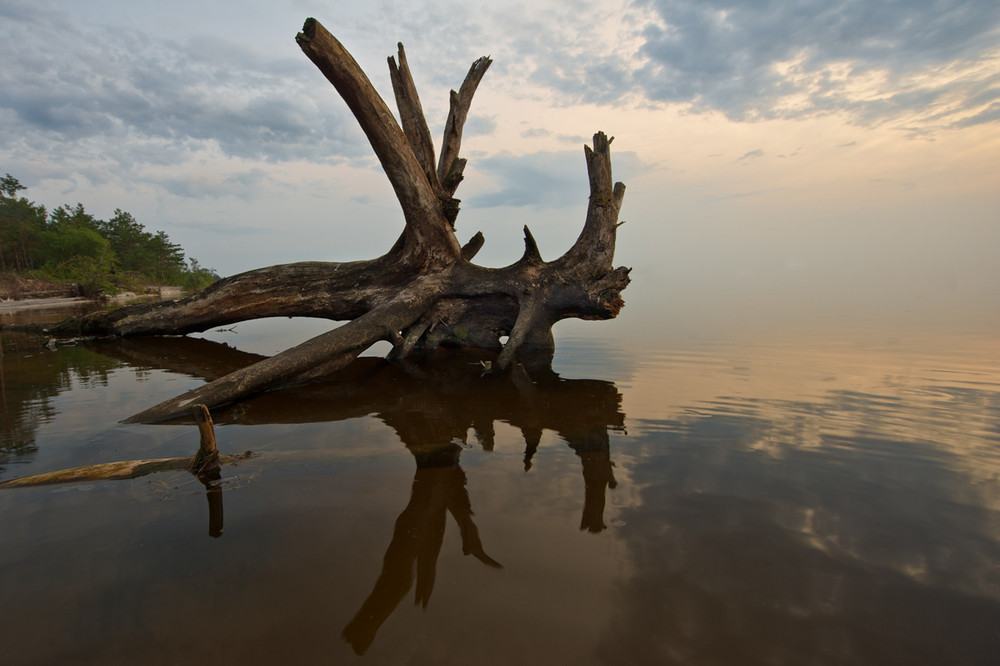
[2,0,998,337]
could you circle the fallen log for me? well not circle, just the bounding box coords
[0,454,249,489]
[11,18,630,423]
[0,404,250,489]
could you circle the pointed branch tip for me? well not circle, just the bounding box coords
[521,226,543,264]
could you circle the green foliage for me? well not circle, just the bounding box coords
[45,251,119,296]
[182,257,221,291]
[0,174,26,198]
[97,209,179,280]
[0,172,220,296]
[49,203,99,231]
[147,230,187,283]
[42,225,108,266]
[0,175,47,273]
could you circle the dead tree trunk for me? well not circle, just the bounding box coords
[18,18,630,423]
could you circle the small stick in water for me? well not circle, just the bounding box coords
[190,404,220,474]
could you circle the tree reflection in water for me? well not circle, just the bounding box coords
[341,444,500,654]
[1,331,122,467]
[86,336,625,654]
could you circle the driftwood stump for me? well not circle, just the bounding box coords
[17,18,631,423]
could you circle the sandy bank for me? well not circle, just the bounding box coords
[1,286,184,312]
[0,297,92,311]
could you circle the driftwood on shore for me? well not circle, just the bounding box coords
[11,18,630,423]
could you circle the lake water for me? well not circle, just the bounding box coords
[1,303,999,665]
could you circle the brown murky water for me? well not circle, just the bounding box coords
[1,304,999,665]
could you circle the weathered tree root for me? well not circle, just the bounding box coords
[14,18,630,423]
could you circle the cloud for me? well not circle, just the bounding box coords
[485,0,999,133]
[530,53,638,106]
[464,115,497,137]
[158,169,272,200]
[0,5,369,178]
[952,101,1000,128]
[467,147,644,209]
[629,0,1000,130]
[521,127,551,138]
[361,0,1000,136]
[736,148,764,163]
[4,0,997,200]
[468,151,587,208]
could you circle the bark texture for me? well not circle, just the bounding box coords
[15,18,630,422]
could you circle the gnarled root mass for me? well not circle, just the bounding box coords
[13,18,630,423]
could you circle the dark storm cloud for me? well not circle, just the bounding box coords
[0,7,368,171]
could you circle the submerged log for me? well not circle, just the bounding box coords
[0,404,249,489]
[11,18,630,422]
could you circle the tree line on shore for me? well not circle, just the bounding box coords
[1,173,219,297]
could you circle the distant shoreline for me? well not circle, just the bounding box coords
[0,296,92,311]
[0,286,183,312]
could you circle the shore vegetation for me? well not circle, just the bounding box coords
[0,173,218,299]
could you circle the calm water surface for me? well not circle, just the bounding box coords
[1,305,999,665]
